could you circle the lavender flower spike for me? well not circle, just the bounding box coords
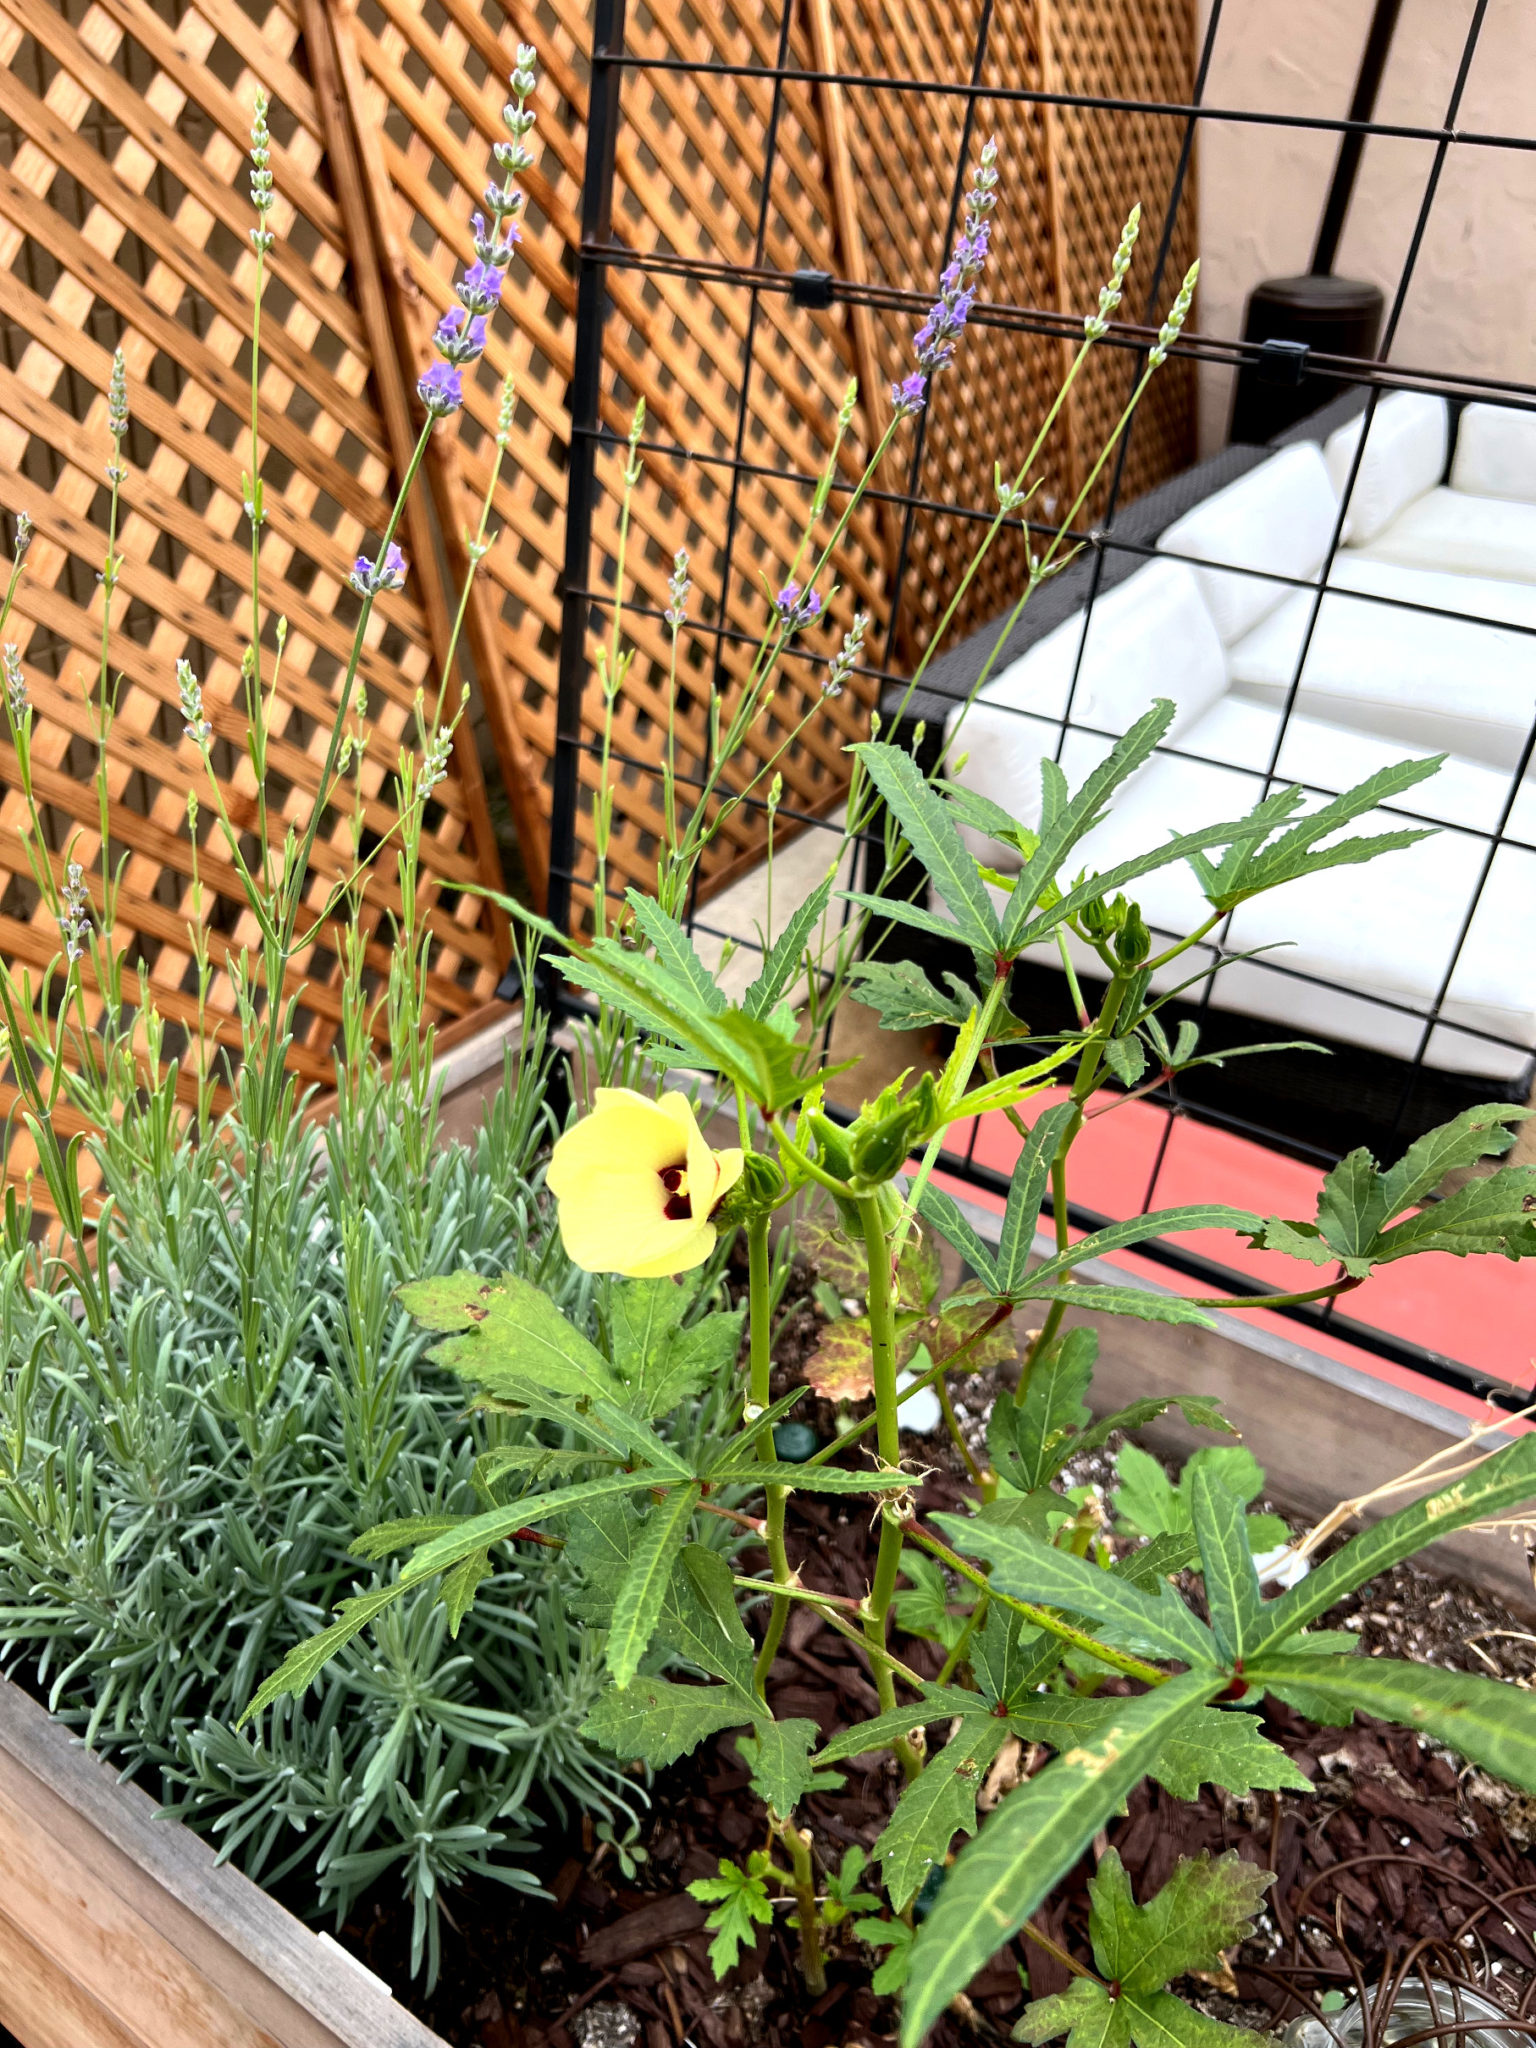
[418,359,463,418]
[665,549,691,630]
[912,138,999,381]
[774,581,822,636]
[58,861,90,964]
[823,611,868,698]
[177,658,212,747]
[350,543,408,596]
[3,643,27,723]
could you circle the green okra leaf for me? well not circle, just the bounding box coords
[624,890,727,1016]
[1025,1207,1263,1289]
[846,958,974,1032]
[1021,1282,1219,1331]
[1188,1464,1265,1663]
[990,1326,1096,1493]
[876,1715,1011,1913]
[937,1511,1218,1667]
[854,740,1003,951]
[996,1102,1077,1297]
[1245,1653,1536,1790]
[239,1582,408,1724]
[584,1677,752,1769]
[1248,1432,1536,1655]
[815,1687,983,1766]
[607,1483,702,1688]
[915,1181,1000,1292]
[742,872,835,1018]
[1091,1846,1273,1992]
[902,1672,1223,2047]
[1187,754,1443,912]
[738,1717,842,1814]
[971,1599,1065,1706]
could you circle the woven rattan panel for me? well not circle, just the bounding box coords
[0,0,511,1192]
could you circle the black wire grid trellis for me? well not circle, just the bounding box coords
[540,0,1536,1418]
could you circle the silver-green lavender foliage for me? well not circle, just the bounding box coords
[0,1024,635,1984]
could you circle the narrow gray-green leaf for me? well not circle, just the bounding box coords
[901,1673,1222,2048]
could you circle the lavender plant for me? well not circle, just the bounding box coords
[244,139,1536,2042]
[0,53,654,1979]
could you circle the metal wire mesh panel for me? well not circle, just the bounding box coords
[0,0,510,1192]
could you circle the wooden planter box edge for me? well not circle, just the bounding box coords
[0,1674,447,2048]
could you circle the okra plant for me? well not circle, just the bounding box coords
[240,131,1536,2047]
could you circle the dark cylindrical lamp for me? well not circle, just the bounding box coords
[1228,0,1399,445]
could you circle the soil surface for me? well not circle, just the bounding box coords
[349,1425,1536,2048]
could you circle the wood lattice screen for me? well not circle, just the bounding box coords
[0,0,1196,1173]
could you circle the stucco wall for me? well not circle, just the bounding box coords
[1194,0,1536,453]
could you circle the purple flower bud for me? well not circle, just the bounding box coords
[456,260,505,314]
[433,308,489,365]
[890,371,928,418]
[350,543,409,597]
[418,359,463,418]
[774,581,821,636]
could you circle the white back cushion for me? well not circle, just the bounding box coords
[1325,390,1447,544]
[946,559,1228,853]
[1450,402,1536,502]
[1156,443,1339,643]
[967,558,1228,737]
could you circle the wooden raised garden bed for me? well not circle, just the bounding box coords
[0,1673,447,2048]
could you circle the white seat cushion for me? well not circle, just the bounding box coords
[944,559,1226,863]
[1324,391,1448,544]
[1032,704,1536,1079]
[1450,402,1536,502]
[1225,555,1536,769]
[1352,487,1536,584]
[1156,443,1339,643]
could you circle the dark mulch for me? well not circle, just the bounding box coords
[348,1450,1536,2048]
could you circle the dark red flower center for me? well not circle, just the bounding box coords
[658,1162,692,1221]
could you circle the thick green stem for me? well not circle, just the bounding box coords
[857,1194,921,1781]
[778,1820,827,1995]
[749,1212,793,1700]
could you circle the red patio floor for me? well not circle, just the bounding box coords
[931,1088,1534,1433]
